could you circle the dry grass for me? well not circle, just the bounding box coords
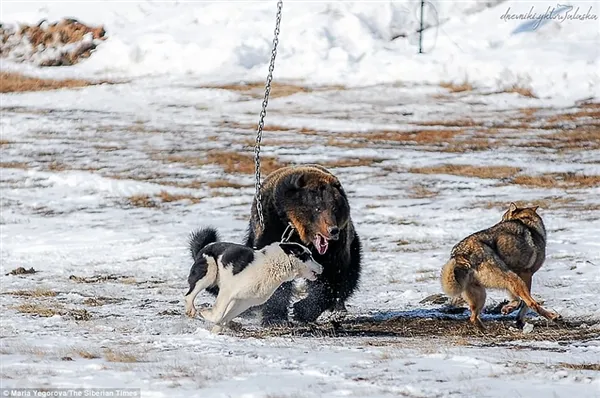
[558,363,600,371]
[160,151,287,175]
[157,180,206,189]
[476,197,578,211]
[0,72,102,93]
[320,129,463,148]
[204,82,345,99]
[82,297,125,306]
[440,81,473,93]
[512,173,600,189]
[0,139,13,146]
[206,180,250,189]
[564,108,600,121]
[519,107,540,119]
[366,129,461,144]
[156,190,202,204]
[440,137,493,153]
[220,121,295,132]
[126,194,158,208]
[0,161,29,169]
[502,84,537,98]
[12,304,90,320]
[94,144,122,152]
[5,289,57,297]
[77,350,101,359]
[2,19,106,67]
[47,161,70,171]
[409,164,521,180]
[208,151,286,174]
[104,349,140,363]
[416,118,483,128]
[408,184,438,199]
[321,158,385,168]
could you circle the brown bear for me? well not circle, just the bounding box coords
[244,164,362,326]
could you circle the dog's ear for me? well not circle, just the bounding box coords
[509,202,518,212]
[293,174,306,190]
[279,242,311,261]
[532,205,539,213]
[279,242,304,256]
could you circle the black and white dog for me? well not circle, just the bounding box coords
[184,227,323,333]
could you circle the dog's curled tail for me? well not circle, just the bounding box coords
[441,258,472,297]
[189,227,220,260]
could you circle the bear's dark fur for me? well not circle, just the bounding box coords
[245,164,362,326]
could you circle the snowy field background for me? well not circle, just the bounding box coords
[1,1,600,397]
[1,0,599,100]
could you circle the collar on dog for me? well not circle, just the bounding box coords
[281,222,295,242]
[252,222,296,250]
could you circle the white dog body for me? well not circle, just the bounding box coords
[184,228,322,333]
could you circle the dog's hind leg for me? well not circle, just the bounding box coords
[205,297,257,334]
[200,288,231,323]
[514,271,533,328]
[461,280,486,331]
[478,260,560,324]
[502,272,533,317]
[185,257,217,318]
[220,299,255,324]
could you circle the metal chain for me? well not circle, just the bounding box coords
[281,222,295,242]
[254,0,283,230]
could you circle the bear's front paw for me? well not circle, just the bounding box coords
[293,300,323,323]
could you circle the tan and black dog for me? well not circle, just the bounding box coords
[242,164,362,326]
[441,203,561,330]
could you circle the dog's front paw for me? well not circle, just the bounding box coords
[293,300,322,323]
[185,300,197,318]
[211,324,224,334]
[548,311,562,322]
[185,306,197,318]
[200,308,214,322]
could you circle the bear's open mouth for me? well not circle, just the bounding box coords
[313,234,329,255]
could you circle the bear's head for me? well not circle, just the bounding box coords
[274,169,350,255]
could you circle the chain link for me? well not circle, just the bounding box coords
[254,0,283,230]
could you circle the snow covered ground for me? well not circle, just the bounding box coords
[1,1,600,397]
[1,78,599,396]
[1,0,599,100]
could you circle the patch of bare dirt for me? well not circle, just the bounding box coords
[68,274,133,284]
[82,297,126,306]
[245,316,598,345]
[6,267,37,276]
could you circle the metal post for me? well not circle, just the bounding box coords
[419,0,425,54]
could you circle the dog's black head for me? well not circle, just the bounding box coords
[278,242,323,281]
